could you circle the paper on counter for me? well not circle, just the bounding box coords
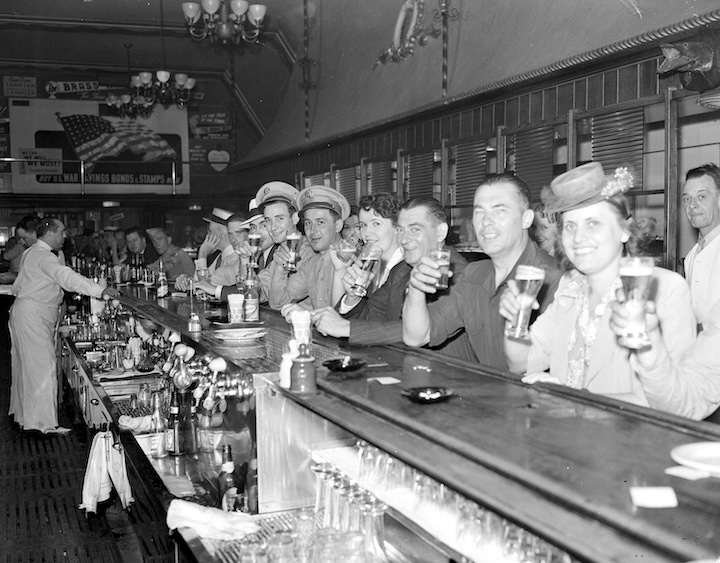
[368,376,401,385]
[166,498,260,541]
[629,486,678,508]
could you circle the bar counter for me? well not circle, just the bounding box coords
[93,287,720,562]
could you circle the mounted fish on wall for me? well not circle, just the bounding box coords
[658,31,720,93]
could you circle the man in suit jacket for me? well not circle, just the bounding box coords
[312,196,477,361]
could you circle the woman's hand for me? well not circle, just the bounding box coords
[521,371,562,385]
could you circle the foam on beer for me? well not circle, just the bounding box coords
[515,265,545,280]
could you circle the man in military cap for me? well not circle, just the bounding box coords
[268,185,351,316]
[255,181,314,302]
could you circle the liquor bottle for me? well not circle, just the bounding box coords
[218,445,241,511]
[150,392,168,458]
[243,264,259,322]
[184,403,199,455]
[156,259,169,299]
[166,391,183,456]
[128,253,138,284]
[245,452,258,514]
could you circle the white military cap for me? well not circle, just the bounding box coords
[296,185,351,221]
[255,181,299,211]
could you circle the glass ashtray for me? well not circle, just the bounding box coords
[322,357,367,372]
[401,386,455,404]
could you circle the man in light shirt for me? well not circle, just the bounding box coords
[682,163,720,331]
[9,218,119,434]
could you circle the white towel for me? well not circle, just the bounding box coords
[166,499,260,541]
[79,430,134,513]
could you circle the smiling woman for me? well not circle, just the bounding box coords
[500,162,697,413]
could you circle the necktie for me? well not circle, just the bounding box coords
[698,236,706,254]
[216,254,223,268]
[266,244,278,266]
[257,252,265,270]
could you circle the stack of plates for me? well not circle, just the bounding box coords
[670,442,720,476]
[213,327,267,346]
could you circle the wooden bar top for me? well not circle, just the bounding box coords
[116,287,720,563]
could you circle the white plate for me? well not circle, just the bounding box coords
[214,329,266,341]
[670,442,720,475]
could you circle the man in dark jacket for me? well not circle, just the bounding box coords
[312,196,477,361]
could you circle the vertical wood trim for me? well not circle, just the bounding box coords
[665,87,679,272]
[567,109,576,170]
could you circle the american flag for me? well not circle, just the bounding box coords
[57,114,176,165]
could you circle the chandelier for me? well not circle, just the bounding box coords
[182,0,267,44]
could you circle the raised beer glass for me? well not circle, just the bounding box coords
[430,247,451,290]
[248,233,262,268]
[504,265,546,340]
[284,232,302,272]
[618,256,654,349]
[350,245,382,297]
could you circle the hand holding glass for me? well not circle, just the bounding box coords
[284,232,301,272]
[248,233,262,268]
[195,268,209,301]
[350,245,382,297]
[504,265,545,340]
[430,247,451,290]
[618,256,654,349]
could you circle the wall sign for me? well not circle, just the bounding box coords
[3,76,36,98]
[18,148,63,174]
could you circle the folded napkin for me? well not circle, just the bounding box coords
[166,499,260,541]
[118,415,153,433]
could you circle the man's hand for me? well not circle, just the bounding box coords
[194,281,216,296]
[408,255,452,294]
[311,307,350,338]
[101,287,121,299]
[199,230,222,258]
[174,273,192,291]
[272,244,291,269]
[233,240,253,259]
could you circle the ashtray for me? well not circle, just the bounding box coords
[322,357,367,372]
[401,386,455,404]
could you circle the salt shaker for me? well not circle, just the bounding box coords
[290,344,316,394]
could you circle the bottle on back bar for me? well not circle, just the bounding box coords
[156,259,169,298]
[166,391,183,456]
[218,445,241,511]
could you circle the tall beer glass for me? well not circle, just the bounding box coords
[248,233,262,268]
[350,245,382,297]
[618,256,654,349]
[504,265,546,340]
[284,232,302,272]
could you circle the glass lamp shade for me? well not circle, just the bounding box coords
[175,73,188,86]
[248,4,266,24]
[201,0,220,15]
[230,0,249,16]
[182,2,201,22]
[185,78,197,90]
[106,94,118,105]
[156,70,171,83]
[131,75,143,88]
[139,72,153,84]
[120,94,132,104]
[216,22,234,41]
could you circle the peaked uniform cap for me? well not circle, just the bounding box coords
[296,185,351,221]
[255,182,299,211]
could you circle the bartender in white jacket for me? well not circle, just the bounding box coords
[9,218,119,435]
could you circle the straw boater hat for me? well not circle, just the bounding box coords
[541,162,634,216]
[202,207,232,226]
[237,199,264,230]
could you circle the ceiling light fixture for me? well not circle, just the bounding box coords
[182,0,267,44]
[106,0,195,119]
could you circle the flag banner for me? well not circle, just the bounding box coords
[57,114,177,165]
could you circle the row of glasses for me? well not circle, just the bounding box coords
[310,462,389,562]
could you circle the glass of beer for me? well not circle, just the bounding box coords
[248,233,262,268]
[284,232,302,272]
[195,267,209,301]
[504,265,546,340]
[618,256,654,349]
[430,247,451,290]
[337,235,362,263]
[350,245,382,297]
